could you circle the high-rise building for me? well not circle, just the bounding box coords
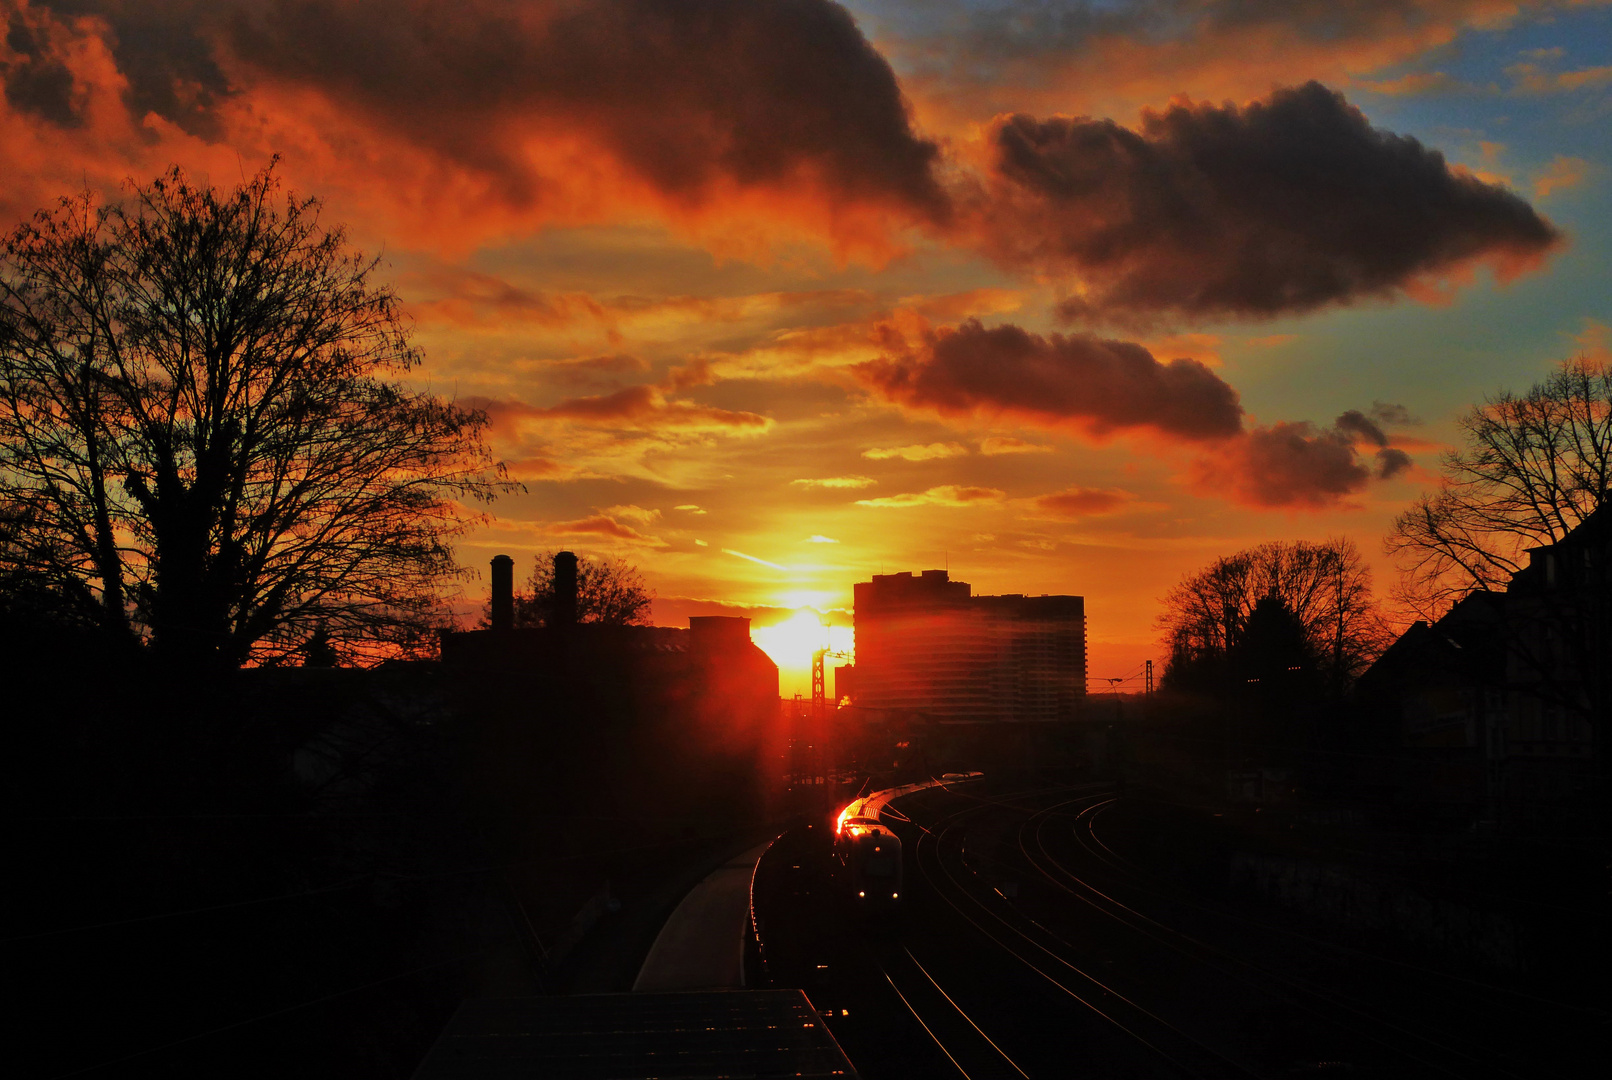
[848,570,1086,722]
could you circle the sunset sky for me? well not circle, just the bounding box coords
[4,0,1609,693]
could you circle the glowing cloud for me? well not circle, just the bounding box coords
[549,514,666,545]
[979,436,1053,455]
[723,548,788,571]
[862,442,970,461]
[792,476,877,489]
[468,388,771,435]
[856,485,1006,508]
[9,0,948,252]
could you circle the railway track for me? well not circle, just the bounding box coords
[754,779,1604,1078]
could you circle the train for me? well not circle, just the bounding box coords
[829,776,980,907]
[833,813,904,907]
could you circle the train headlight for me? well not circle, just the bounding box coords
[858,890,865,898]
[892,892,899,899]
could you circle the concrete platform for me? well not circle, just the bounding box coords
[632,838,774,992]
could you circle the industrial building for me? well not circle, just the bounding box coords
[840,569,1086,722]
[443,553,779,725]
[439,552,782,819]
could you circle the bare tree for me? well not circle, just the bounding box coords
[0,166,516,666]
[1387,357,1612,762]
[1159,538,1387,692]
[1387,356,1612,619]
[513,550,654,628]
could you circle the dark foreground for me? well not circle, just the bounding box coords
[753,779,1607,1079]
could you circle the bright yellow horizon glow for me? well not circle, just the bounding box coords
[750,610,855,697]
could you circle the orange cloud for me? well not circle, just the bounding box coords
[505,456,572,480]
[792,476,877,489]
[1534,156,1590,199]
[979,436,1052,455]
[1031,486,1141,518]
[549,514,667,546]
[600,504,661,525]
[3,7,1564,336]
[1508,61,1612,94]
[862,442,970,461]
[856,485,1005,508]
[1572,319,1612,364]
[1244,333,1300,349]
[1142,332,1223,368]
[1359,71,1471,96]
[898,287,1026,322]
[402,266,609,328]
[882,0,1546,129]
[1,0,948,258]
[468,386,771,434]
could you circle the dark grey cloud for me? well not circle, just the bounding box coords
[977,82,1561,325]
[1205,407,1418,506]
[31,0,947,218]
[1225,422,1366,509]
[1334,408,1389,447]
[1375,447,1413,479]
[3,7,83,126]
[853,318,1245,441]
[1337,405,1415,477]
[855,316,1418,507]
[1369,400,1417,425]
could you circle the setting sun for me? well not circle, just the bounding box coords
[750,611,855,696]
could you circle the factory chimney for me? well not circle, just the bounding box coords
[553,550,579,628]
[489,554,514,633]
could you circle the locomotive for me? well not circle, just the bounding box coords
[833,814,903,906]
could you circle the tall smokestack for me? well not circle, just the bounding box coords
[489,555,514,633]
[553,550,579,628]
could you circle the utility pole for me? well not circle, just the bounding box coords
[814,642,851,792]
[812,649,827,716]
[1145,659,1154,697]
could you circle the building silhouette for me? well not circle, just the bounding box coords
[1359,508,1605,822]
[444,553,777,722]
[841,570,1086,722]
[440,552,782,817]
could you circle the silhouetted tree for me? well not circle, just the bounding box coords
[0,166,515,666]
[1387,357,1612,779]
[1159,538,1386,694]
[1387,356,1612,618]
[513,550,653,628]
[1233,594,1318,690]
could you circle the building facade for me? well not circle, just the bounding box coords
[848,570,1086,722]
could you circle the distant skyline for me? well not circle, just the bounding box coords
[5,0,1608,693]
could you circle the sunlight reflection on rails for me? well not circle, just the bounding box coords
[879,964,974,1079]
[903,946,1030,1078]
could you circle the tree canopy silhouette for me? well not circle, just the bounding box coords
[513,550,653,628]
[0,166,514,666]
[1159,538,1386,695]
[1387,356,1612,619]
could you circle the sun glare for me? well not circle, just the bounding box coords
[751,611,854,694]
